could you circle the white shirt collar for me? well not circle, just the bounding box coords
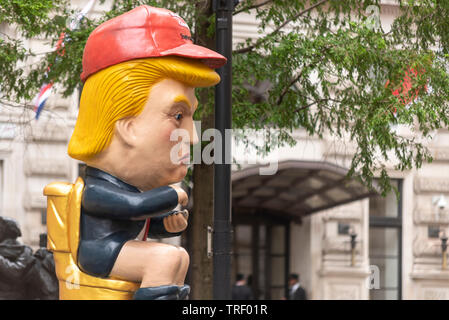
[291,282,300,292]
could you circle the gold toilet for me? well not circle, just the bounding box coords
[44,177,140,300]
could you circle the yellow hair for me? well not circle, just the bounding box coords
[68,56,220,161]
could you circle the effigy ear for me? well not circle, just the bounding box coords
[114,117,138,148]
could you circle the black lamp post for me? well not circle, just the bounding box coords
[213,0,237,300]
[349,228,357,267]
[441,232,448,270]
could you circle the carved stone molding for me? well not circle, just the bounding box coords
[329,286,358,300]
[414,207,449,225]
[413,237,441,258]
[430,147,449,162]
[45,94,71,111]
[321,281,366,300]
[415,177,449,194]
[0,141,13,153]
[322,210,362,222]
[380,0,399,7]
[323,237,349,254]
[380,6,399,16]
[408,275,449,299]
[323,141,357,158]
[0,122,17,140]
[322,255,364,270]
[24,124,69,143]
[23,191,47,210]
[422,288,449,300]
[319,267,370,278]
[322,237,361,255]
[24,158,69,177]
[410,271,449,281]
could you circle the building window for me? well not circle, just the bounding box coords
[233,218,290,300]
[428,225,441,239]
[338,222,351,235]
[369,179,402,300]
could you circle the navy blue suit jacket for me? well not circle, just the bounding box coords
[77,166,180,278]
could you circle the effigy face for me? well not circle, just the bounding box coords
[91,78,198,192]
[128,78,198,189]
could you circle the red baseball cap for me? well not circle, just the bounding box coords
[80,5,227,82]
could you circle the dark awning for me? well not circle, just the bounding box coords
[232,160,378,222]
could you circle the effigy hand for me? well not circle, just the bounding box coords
[163,210,189,233]
[170,185,189,207]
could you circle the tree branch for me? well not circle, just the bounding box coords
[276,43,335,105]
[233,0,330,54]
[0,99,35,111]
[293,97,342,113]
[277,72,303,105]
[233,0,272,16]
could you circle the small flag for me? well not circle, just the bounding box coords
[34,83,53,119]
[385,66,427,117]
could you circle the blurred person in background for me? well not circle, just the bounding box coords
[288,273,307,300]
[232,273,253,300]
